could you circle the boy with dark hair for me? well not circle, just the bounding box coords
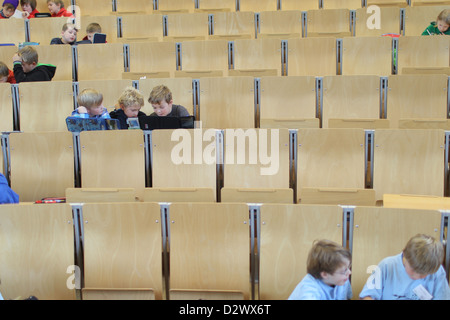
[0,0,18,18]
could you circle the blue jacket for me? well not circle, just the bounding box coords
[0,173,19,204]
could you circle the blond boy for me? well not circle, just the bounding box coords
[71,89,111,119]
[13,46,56,83]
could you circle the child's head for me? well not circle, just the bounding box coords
[86,22,102,42]
[148,85,173,117]
[17,46,38,73]
[2,0,18,17]
[436,9,450,33]
[0,61,10,82]
[77,89,104,116]
[118,87,144,118]
[307,239,352,286]
[61,23,77,44]
[402,234,444,280]
[47,0,63,14]
[20,0,36,13]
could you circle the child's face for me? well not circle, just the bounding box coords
[88,103,105,116]
[62,27,77,44]
[437,20,450,33]
[0,75,8,83]
[21,61,35,73]
[152,100,173,116]
[321,259,351,287]
[22,3,32,13]
[87,32,95,42]
[47,1,60,14]
[122,103,142,118]
[403,257,427,280]
[2,6,15,17]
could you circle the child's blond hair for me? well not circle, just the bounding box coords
[62,22,77,32]
[403,234,444,275]
[118,87,144,109]
[437,9,450,25]
[77,89,103,109]
[18,46,38,64]
[148,85,172,105]
[86,22,102,34]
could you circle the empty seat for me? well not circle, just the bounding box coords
[8,131,75,202]
[383,193,450,210]
[18,81,75,132]
[197,0,237,12]
[222,128,292,202]
[156,0,196,13]
[305,9,352,37]
[259,75,318,129]
[177,39,230,77]
[0,204,76,299]
[297,128,366,203]
[341,37,393,76]
[0,45,18,71]
[209,11,255,40]
[259,204,344,300]
[397,36,450,74]
[76,43,126,80]
[321,75,381,128]
[0,83,13,132]
[81,202,163,300]
[239,0,278,12]
[0,18,26,44]
[34,45,74,81]
[258,10,303,39]
[351,206,442,299]
[151,129,217,199]
[198,76,255,128]
[120,13,164,42]
[232,38,283,76]
[366,0,409,7]
[322,0,363,9]
[164,13,210,41]
[169,202,251,299]
[279,0,319,10]
[372,129,446,201]
[79,130,147,196]
[410,0,450,6]
[287,37,337,76]
[66,188,136,203]
[74,0,114,16]
[127,41,177,77]
[354,7,401,36]
[143,187,215,202]
[386,74,448,128]
[115,0,154,14]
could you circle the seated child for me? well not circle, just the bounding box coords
[288,239,352,300]
[0,61,16,83]
[0,172,19,204]
[422,9,450,35]
[71,88,111,119]
[21,0,38,18]
[360,234,450,300]
[50,22,77,45]
[148,85,190,117]
[47,0,73,17]
[13,46,56,83]
[84,22,106,42]
[109,87,146,129]
[0,0,18,19]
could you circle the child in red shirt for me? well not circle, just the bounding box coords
[47,0,73,17]
[0,61,16,84]
[21,0,39,18]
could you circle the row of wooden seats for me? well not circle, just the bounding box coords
[0,73,448,133]
[1,128,447,205]
[1,5,447,46]
[0,201,446,300]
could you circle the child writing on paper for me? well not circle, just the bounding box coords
[360,234,450,300]
[148,85,190,117]
[288,239,352,300]
[70,88,111,119]
[109,87,146,129]
[422,9,450,36]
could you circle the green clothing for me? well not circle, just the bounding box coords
[422,21,450,35]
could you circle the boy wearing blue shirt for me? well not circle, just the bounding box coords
[288,239,352,300]
[0,172,19,204]
[360,234,450,300]
[70,88,111,119]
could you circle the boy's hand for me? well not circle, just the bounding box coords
[77,106,88,114]
[22,12,30,18]
[12,54,22,63]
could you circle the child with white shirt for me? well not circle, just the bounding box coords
[360,234,450,300]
